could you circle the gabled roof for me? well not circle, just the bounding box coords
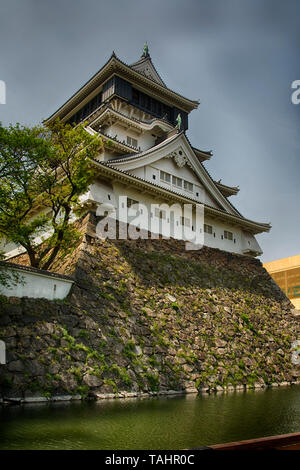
[45,52,199,124]
[88,157,271,235]
[130,54,166,87]
[88,105,174,134]
[104,131,248,219]
[105,130,181,164]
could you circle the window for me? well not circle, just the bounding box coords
[204,224,213,234]
[141,92,151,110]
[160,170,171,183]
[184,181,193,192]
[162,104,172,121]
[172,176,182,188]
[132,89,139,105]
[159,172,194,194]
[224,230,233,240]
[127,136,138,148]
[67,91,102,125]
[127,198,139,208]
[131,88,172,121]
[180,216,191,227]
[151,98,162,115]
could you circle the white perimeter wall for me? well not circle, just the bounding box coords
[0,267,74,300]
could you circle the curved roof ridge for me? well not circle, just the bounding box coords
[106,130,245,218]
[106,131,183,164]
[45,52,199,123]
[90,104,175,130]
[89,158,271,233]
[129,54,167,88]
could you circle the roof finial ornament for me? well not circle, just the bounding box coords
[142,42,149,58]
[175,113,182,131]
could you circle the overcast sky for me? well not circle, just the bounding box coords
[0,0,299,262]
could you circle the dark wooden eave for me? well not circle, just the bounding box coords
[45,53,199,124]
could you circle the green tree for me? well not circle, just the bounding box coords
[0,120,102,270]
[0,253,22,290]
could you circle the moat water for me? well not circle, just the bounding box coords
[0,386,300,450]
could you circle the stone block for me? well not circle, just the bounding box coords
[82,374,103,388]
[7,360,24,372]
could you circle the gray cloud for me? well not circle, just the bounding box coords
[0,0,299,262]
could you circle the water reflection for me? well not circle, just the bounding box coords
[0,386,300,449]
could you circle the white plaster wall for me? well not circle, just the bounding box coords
[0,182,262,260]
[103,124,156,151]
[0,206,53,257]
[153,158,199,183]
[142,160,213,206]
[145,165,160,184]
[128,167,146,179]
[240,230,262,254]
[0,267,74,300]
[0,237,18,256]
[201,217,262,255]
[90,180,262,256]
[201,216,242,253]
[0,340,5,365]
[204,192,220,209]
[139,132,157,151]
[1,209,77,260]
[86,180,117,208]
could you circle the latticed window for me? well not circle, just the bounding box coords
[127,198,139,208]
[184,180,193,192]
[160,170,171,183]
[126,136,138,148]
[172,176,183,188]
[204,224,213,234]
[224,230,233,240]
[132,89,139,104]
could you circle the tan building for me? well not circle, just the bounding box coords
[264,255,300,311]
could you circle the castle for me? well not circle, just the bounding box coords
[4,45,271,259]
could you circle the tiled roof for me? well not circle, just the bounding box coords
[105,130,243,218]
[45,52,199,123]
[0,261,74,281]
[98,131,140,153]
[89,158,271,233]
[129,55,167,87]
[89,103,174,130]
[106,131,182,163]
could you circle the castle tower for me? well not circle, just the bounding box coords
[44,45,270,257]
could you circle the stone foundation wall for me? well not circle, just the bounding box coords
[0,214,299,401]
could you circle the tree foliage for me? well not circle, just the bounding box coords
[0,120,102,269]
